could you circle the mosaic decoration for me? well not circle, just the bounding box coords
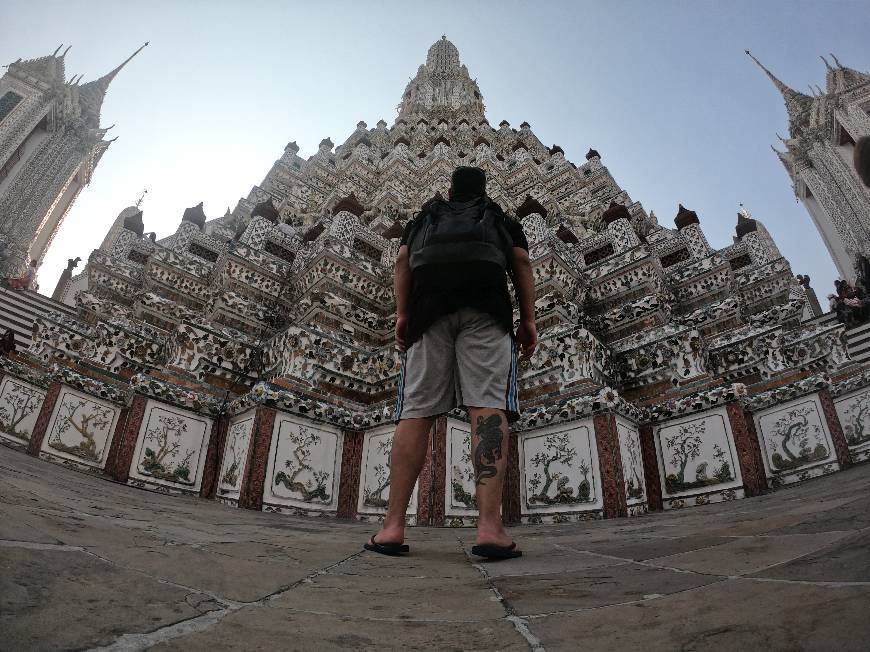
[754,395,837,485]
[216,413,256,500]
[0,377,46,443]
[129,401,211,492]
[520,420,602,516]
[264,415,342,511]
[42,388,120,468]
[616,419,646,504]
[656,408,742,503]
[357,425,417,518]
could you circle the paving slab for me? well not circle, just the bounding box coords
[0,546,219,651]
[148,605,528,651]
[753,530,870,583]
[529,578,870,652]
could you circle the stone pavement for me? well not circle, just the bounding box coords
[2,446,870,652]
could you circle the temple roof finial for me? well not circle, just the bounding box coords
[78,42,148,128]
[830,53,844,68]
[820,54,834,72]
[745,49,812,135]
[52,44,63,57]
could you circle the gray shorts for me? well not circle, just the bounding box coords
[393,307,519,422]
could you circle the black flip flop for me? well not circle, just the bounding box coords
[363,536,409,556]
[471,542,522,560]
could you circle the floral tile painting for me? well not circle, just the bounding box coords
[264,415,342,511]
[217,413,256,500]
[834,388,870,454]
[520,419,602,515]
[656,408,742,499]
[0,376,46,443]
[130,401,211,491]
[755,395,836,480]
[617,419,646,505]
[42,388,120,468]
[446,419,476,515]
[357,425,417,516]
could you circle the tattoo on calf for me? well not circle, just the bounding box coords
[473,414,504,486]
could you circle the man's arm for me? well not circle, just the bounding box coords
[393,244,411,350]
[511,246,537,358]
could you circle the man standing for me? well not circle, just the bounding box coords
[365,167,536,559]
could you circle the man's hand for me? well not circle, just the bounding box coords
[516,318,537,360]
[395,314,409,351]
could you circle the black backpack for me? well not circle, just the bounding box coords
[406,197,514,273]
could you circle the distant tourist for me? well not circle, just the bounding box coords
[3,259,39,291]
[364,166,536,560]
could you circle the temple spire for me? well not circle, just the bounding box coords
[78,42,148,129]
[745,50,812,135]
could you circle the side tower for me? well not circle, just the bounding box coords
[747,51,870,281]
[0,43,146,276]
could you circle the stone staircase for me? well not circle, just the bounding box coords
[0,287,74,351]
[807,311,870,364]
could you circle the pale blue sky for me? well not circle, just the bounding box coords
[1,0,868,297]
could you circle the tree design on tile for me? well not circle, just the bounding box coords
[140,415,196,484]
[363,437,392,508]
[768,406,828,471]
[219,421,249,488]
[527,431,590,505]
[664,422,734,493]
[842,393,870,447]
[664,423,704,493]
[274,425,331,503]
[451,430,477,509]
[622,432,645,500]
[47,397,114,462]
[0,381,43,439]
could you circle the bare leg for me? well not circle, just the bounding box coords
[470,407,514,547]
[372,416,433,544]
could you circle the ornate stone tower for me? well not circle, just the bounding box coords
[748,51,870,280]
[0,43,147,276]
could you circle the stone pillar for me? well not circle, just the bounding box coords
[420,417,447,526]
[200,415,229,499]
[238,407,276,511]
[337,429,364,519]
[726,402,768,496]
[594,413,628,518]
[639,423,663,511]
[502,431,522,524]
[105,395,148,482]
[26,382,62,456]
[819,389,853,469]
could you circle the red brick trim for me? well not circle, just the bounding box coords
[26,382,61,456]
[238,407,276,511]
[337,429,364,519]
[200,415,228,498]
[594,413,628,518]
[102,405,129,475]
[726,402,767,496]
[819,389,852,468]
[639,423,663,511]
[502,431,522,524]
[105,394,148,482]
[417,417,446,526]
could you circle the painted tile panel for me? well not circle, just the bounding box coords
[0,377,46,443]
[357,425,417,517]
[129,400,212,492]
[834,388,870,455]
[446,419,476,515]
[656,408,743,500]
[217,412,256,501]
[41,388,120,469]
[263,415,342,511]
[754,394,837,482]
[519,419,603,515]
[617,419,646,505]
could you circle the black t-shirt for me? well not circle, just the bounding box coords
[399,200,529,345]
